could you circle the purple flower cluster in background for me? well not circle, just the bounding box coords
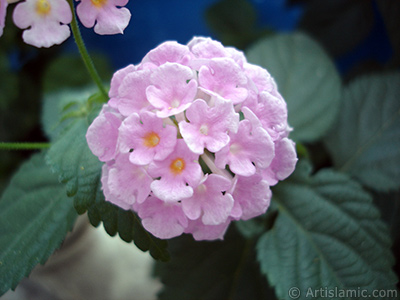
[86,37,297,240]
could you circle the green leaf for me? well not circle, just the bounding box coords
[324,72,400,191]
[41,86,99,141]
[46,117,103,200]
[246,32,342,142]
[0,153,77,295]
[205,0,272,49]
[44,89,170,261]
[155,226,276,300]
[257,160,398,300]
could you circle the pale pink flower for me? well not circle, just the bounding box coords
[138,195,188,239]
[184,218,231,241]
[141,41,194,68]
[13,0,72,48]
[111,68,154,116]
[215,119,275,177]
[182,174,234,225]
[179,98,239,154]
[0,0,7,37]
[188,36,228,60]
[86,105,123,162]
[108,64,136,99]
[146,62,198,118]
[243,91,290,141]
[88,37,297,241]
[118,111,177,165]
[244,63,276,94]
[148,139,202,202]
[103,153,152,209]
[231,173,271,220]
[262,138,297,186]
[188,36,247,69]
[198,57,248,104]
[76,0,130,35]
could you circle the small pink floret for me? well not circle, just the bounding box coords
[76,0,131,35]
[13,0,72,47]
[118,111,177,165]
[179,98,239,154]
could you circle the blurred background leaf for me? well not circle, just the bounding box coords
[205,0,272,49]
[246,32,342,143]
[324,72,400,192]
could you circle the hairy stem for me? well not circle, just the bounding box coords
[0,142,51,151]
[67,0,108,101]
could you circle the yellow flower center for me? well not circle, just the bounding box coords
[90,0,107,8]
[170,158,185,175]
[35,0,51,16]
[143,132,160,148]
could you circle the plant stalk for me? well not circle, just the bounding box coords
[0,142,51,151]
[67,0,108,101]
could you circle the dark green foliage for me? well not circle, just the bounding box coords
[205,0,272,49]
[257,160,398,300]
[155,226,276,300]
[0,153,77,295]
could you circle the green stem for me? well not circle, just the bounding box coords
[0,142,51,151]
[67,0,108,101]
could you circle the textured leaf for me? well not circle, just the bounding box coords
[46,117,103,202]
[0,153,77,295]
[257,160,398,300]
[246,32,342,142]
[324,72,400,191]
[41,86,99,141]
[155,226,275,300]
[44,89,170,261]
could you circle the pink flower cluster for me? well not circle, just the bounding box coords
[0,0,130,47]
[86,37,297,240]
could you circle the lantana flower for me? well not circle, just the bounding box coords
[12,0,72,47]
[76,0,130,35]
[87,37,298,241]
